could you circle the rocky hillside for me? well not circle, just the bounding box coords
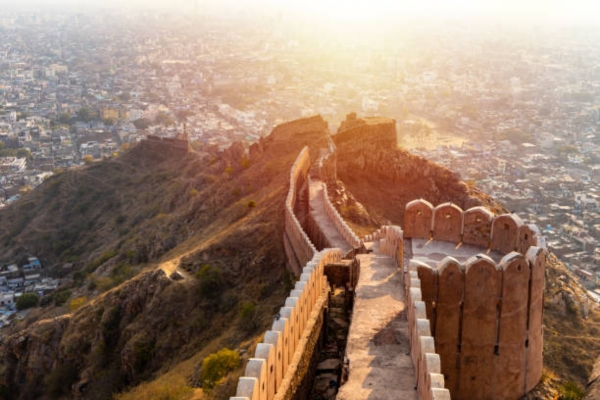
[0,116,329,400]
[329,113,502,236]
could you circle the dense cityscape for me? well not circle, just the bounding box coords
[1,7,600,313]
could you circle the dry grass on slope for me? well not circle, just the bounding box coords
[536,254,600,396]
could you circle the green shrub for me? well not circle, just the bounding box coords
[558,380,585,400]
[239,302,260,332]
[16,293,39,310]
[239,302,256,319]
[195,264,225,300]
[200,348,240,389]
[40,290,72,307]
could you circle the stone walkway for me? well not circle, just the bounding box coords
[309,179,352,254]
[337,242,417,400]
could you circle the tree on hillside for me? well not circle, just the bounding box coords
[16,293,39,310]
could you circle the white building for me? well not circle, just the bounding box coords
[0,157,26,174]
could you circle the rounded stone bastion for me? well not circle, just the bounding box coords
[404,199,545,400]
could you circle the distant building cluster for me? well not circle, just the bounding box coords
[0,256,61,327]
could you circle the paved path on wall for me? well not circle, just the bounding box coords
[308,179,353,254]
[337,242,417,400]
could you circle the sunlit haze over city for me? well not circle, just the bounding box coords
[2,0,600,23]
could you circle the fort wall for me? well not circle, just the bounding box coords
[270,116,328,142]
[321,184,362,249]
[405,265,451,400]
[402,201,546,400]
[231,249,342,400]
[404,199,543,253]
[236,140,545,400]
[283,147,317,275]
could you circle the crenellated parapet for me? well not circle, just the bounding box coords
[320,184,362,249]
[404,199,543,254]
[284,147,318,274]
[402,200,546,400]
[406,249,545,400]
[230,249,342,400]
[406,276,452,400]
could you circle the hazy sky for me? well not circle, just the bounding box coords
[2,0,600,25]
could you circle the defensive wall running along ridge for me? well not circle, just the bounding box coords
[283,147,318,275]
[231,143,546,400]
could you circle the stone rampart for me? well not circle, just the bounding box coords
[404,200,543,252]
[284,147,318,275]
[321,183,362,249]
[270,115,328,142]
[406,272,452,400]
[407,248,545,400]
[400,200,546,400]
[334,114,397,149]
[231,249,342,400]
[403,197,546,400]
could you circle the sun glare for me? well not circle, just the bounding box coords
[270,0,600,25]
[279,0,490,22]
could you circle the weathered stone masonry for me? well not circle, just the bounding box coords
[231,249,341,400]
[403,200,545,400]
[283,147,317,275]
